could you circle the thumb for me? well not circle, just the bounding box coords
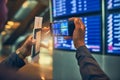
[64,36,72,40]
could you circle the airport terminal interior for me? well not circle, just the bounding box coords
[0,0,120,80]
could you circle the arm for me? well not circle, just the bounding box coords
[0,36,34,70]
[69,17,110,80]
[0,28,49,70]
[0,53,25,70]
[76,46,109,80]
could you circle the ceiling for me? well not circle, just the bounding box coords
[3,0,50,45]
[7,0,49,21]
[7,0,25,20]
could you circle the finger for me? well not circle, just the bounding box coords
[69,17,79,21]
[22,36,33,48]
[42,27,51,35]
[78,19,86,30]
[40,43,48,48]
[64,36,72,40]
[32,39,36,45]
[74,18,86,30]
[45,30,50,35]
[69,17,80,29]
[27,35,33,41]
[42,27,50,32]
[74,18,81,29]
[69,17,75,21]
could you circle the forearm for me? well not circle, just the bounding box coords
[0,53,25,70]
[76,46,109,80]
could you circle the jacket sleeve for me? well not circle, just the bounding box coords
[0,53,25,70]
[76,46,110,80]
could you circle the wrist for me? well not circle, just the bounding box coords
[75,41,85,49]
[16,48,27,59]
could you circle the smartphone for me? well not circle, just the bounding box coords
[52,21,75,36]
[32,28,41,57]
[68,21,75,36]
[31,17,42,57]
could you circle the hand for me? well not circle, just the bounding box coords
[16,27,51,59]
[69,17,86,48]
[16,36,35,59]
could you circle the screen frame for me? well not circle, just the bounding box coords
[51,14,103,54]
[105,11,120,56]
[51,0,102,18]
[50,0,103,54]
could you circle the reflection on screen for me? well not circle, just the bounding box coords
[107,13,120,54]
[107,0,120,9]
[52,0,101,17]
[52,20,69,36]
[52,15,101,52]
[54,36,75,50]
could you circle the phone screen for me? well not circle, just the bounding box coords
[52,21,75,36]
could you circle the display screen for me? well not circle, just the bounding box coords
[53,15,101,52]
[52,0,101,17]
[107,13,120,54]
[54,36,75,50]
[52,20,69,36]
[32,29,41,57]
[52,20,75,36]
[107,0,120,9]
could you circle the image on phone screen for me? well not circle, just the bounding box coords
[52,21,75,36]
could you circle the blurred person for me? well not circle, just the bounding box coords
[0,36,34,70]
[0,0,48,79]
[0,27,50,70]
[0,0,8,32]
[0,0,30,70]
[0,0,43,79]
[69,17,110,80]
[0,0,8,56]
[0,35,42,80]
[0,28,50,80]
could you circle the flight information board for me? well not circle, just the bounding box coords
[53,15,101,52]
[54,36,75,50]
[52,0,101,17]
[52,20,69,36]
[107,0,120,9]
[107,13,120,54]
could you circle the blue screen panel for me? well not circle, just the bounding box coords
[52,0,101,18]
[54,36,75,50]
[52,15,101,52]
[83,15,101,52]
[107,13,120,54]
[107,0,120,9]
[52,20,69,36]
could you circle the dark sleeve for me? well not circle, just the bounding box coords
[0,53,25,70]
[76,46,110,80]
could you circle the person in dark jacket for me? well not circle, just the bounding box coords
[69,17,110,80]
[0,36,34,70]
[0,36,40,80]
[0,0,8,32]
